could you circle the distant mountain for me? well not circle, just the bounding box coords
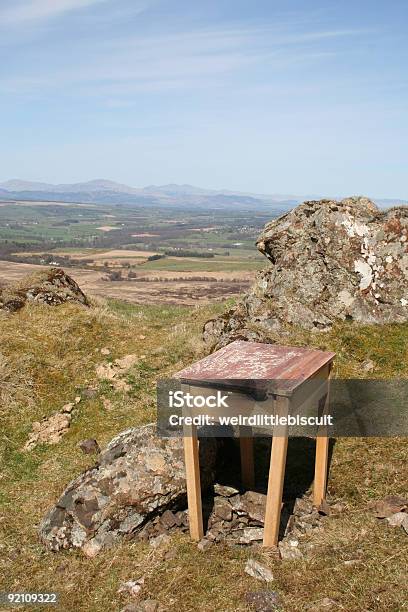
[1,180,55,192]
[0,178,140,195]
[142,183,212,196]
[0,179,406,210]
[0,179,297,210]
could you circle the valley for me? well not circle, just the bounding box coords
[0,199,273,305]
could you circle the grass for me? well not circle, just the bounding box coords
[0,297,407,611]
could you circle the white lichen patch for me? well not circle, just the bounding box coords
[342,217,369,238]
[354,259,373,290]
[338,289,355,308]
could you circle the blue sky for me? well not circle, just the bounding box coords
[1,0,407,198]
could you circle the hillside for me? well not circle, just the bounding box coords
[0,278,407,611]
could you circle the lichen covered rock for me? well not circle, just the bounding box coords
[0,267,89,312]
[204,197,408,348]
[39,424,217,556]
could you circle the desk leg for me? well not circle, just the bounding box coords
[314,435,328,507]
[239,427,255,490]
[183,424,204,541]
[263,396,288,547]
[313,369,331,506]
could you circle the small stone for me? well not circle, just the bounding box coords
[175,510,189,527]
[293,497,313,517]
[77,439,100,455]
[368,495,408,518]
[317,500,331,516]
[245,559,274,582]
[214,483,240,497]
[213,497,233,521]
[240,528,264,544]
[330,502,347,514]
[82,538,104,558]
[159,510,178,529]
[101,347,111,355]
[234,491,266,523]
[402,515,408,534]
[278,541,304,560]
[61,403,75,414]
[117,578,144,598]
[361,359,375,372]
[245,590,280,611]
[74,396,81,404]
[139,335,146,340]
[197,538,213,552]
[386,512,407,527]
[149,534,171,549]
[284,514,296,536]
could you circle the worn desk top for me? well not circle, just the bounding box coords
[174,340,335,396]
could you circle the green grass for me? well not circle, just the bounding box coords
[0,296,407,611]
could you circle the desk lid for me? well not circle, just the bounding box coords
[174,340,335,396]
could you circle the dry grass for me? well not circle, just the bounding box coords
[0,299,407,611]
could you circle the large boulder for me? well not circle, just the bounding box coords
[204,197,408,348]
[0,267,89,312]
[39,424,217,556]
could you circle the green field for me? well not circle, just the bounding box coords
[0,200,272,274]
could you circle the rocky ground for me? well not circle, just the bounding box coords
[1,208,408,611]
[38,421,347,560]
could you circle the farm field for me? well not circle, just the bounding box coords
[0,200,270,304]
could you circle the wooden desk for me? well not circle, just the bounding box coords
[175,340,335,547]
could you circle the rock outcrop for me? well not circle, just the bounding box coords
[204,197,408,348]
[0,267,89,312]
[39,424,217,556]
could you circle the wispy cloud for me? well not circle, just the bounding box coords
[0,0,108,24]
[1,23,367,98]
